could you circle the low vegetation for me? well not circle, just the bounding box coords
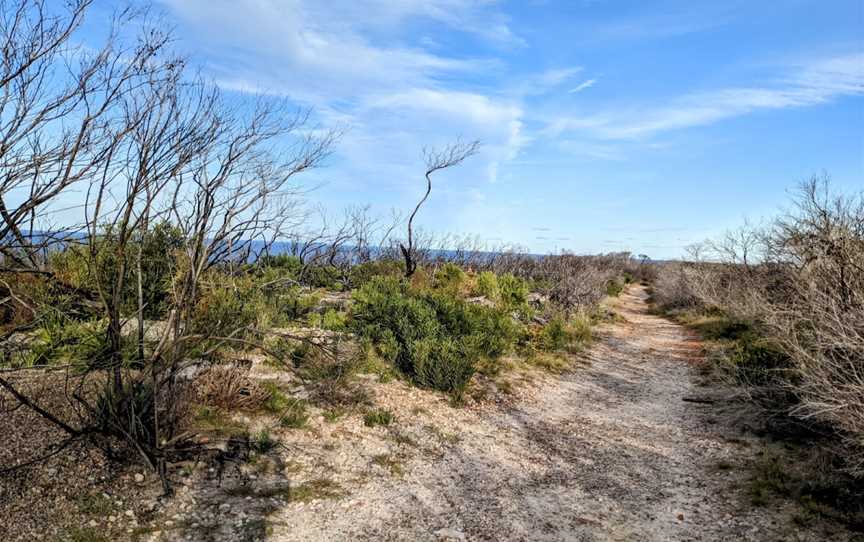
[651,176,864,498]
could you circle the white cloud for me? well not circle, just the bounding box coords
[155,0,528,207]
[367,89,526,183]
[569,78,597,93]
[538,67,583,87]
[547,52,864,140]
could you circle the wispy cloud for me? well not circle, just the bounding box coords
[569,78,596,93]
[538,67,583,87]
[157,0,529,193]
[546,52,864,140]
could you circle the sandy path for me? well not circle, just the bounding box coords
[268,286,848,541]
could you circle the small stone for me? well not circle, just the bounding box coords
[108,516,116,522]
[434,528,466,541]
[134,473,145,483]
[88,520,98,528]
[677,513,685,522]
[125,510,135,518]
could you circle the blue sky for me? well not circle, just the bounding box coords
[88,0,862,258]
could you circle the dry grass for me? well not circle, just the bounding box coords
[195,365,271,411]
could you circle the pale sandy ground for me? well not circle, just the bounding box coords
[252,286,851,542]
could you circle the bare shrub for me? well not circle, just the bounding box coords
[653,174,864,476]
[195,365,270,411]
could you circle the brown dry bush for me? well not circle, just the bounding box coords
[653,175,864,477]
[194,365,271,411]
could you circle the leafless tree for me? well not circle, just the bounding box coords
[0,0,336,491]
[400,139,479,277]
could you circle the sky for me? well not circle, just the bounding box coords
[84,0,863,258]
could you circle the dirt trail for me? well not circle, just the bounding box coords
[268,286,847,541]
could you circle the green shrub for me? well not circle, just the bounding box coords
[538,314,592,354]
[498,273,529,309]
[434,263,465,292]
[301,264,342,289]
[321,309,348,331]
[257,254,303,277]
[190,274,264,341]
[363,408,393,427]
[605,279,624,297]
[50,222,183,320]
[727,336,792,386]
[348,259,403,288]
[279,399,310,429]
[276,291,321,322]
[10,315,137,370]
[306,312,323,328]
[94,379,157,448]
[250,429,278,453]
[407,336,475,396]
[259,380,309,427]
[473,271,500,301]
[350,276,519,396]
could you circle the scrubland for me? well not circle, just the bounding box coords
[650,176,864,528]
[2,1,862,540]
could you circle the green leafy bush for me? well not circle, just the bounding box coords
[605,279,624,297]
[301,264,342,289]
[407,336,475,394]
[50,222,184,320]
[322,309,348,331]
[251,429,278,453]
[363,408,394,427]
[9,315,136,370]
[190,274,271,341]
[727,336,792,387]
[257,254,303,277]
[348,259,403,288]
[498,273,530,309]
[350,275,520,397]
[473,271,500,301]
[538,314,592,354]
[434,263,466,292]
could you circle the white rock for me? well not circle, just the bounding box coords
[434,528,466,541]
[134,473,145,483]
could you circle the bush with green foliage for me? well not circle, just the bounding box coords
[726,335,793,387]
[321,309,348,331]
[434,262,466,292]
[538,313,592,354]
[5,313,137,370]
[301,264,342,289]
[350,275,520,397]
[473,271,500,301]
[348,259,404,288]
[363,408,394,427]
[257,254,304,277]
[605,279,624,297]
[498,273,530,310]
[50,222,184,320]
[190,276,263,341]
